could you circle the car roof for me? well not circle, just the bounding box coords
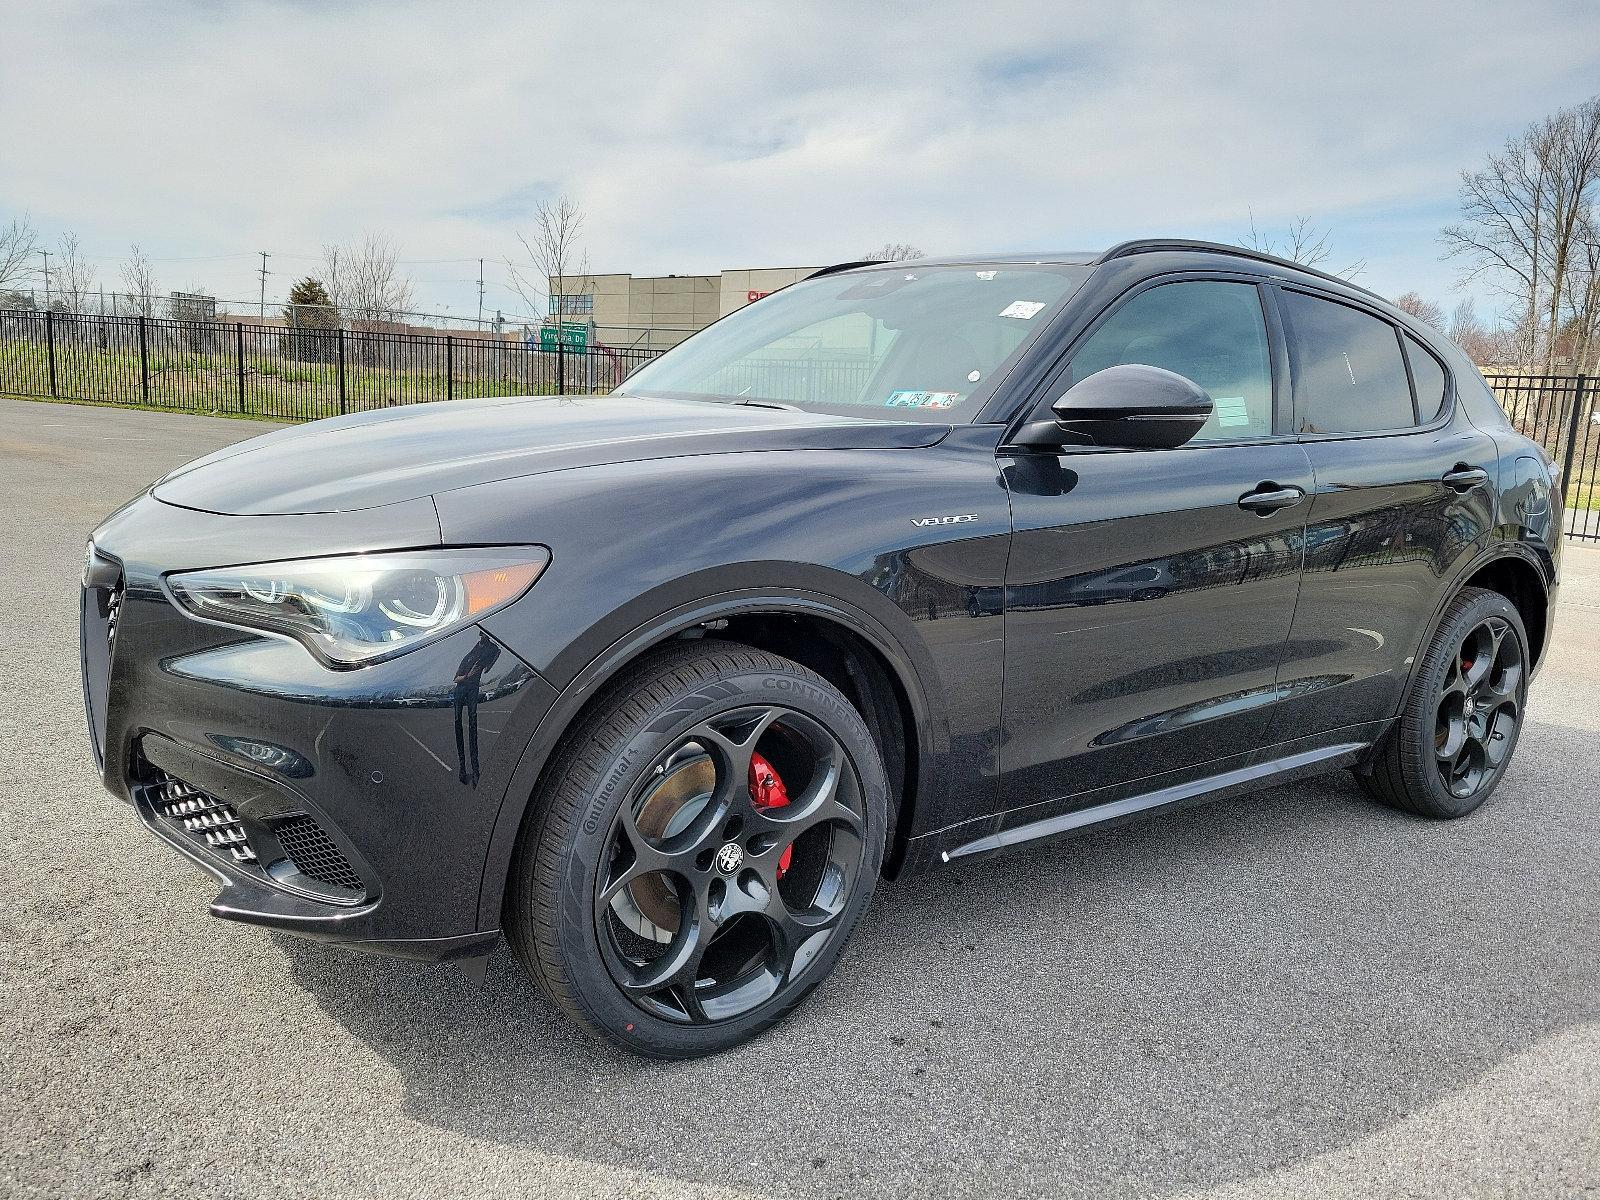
[814,239,1388,305]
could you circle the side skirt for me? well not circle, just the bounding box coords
[941,741,1368,863]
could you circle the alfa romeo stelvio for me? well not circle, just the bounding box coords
[82,241,1559,1056]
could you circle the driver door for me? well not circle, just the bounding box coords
[998,277,1313,827]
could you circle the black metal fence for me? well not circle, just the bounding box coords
[0,309,662,422]
[1484,373,1599,541]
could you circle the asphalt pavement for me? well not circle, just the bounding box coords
[2,395,1597,1199]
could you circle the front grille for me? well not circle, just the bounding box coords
[148,772,258,865]
[273,815,363,893]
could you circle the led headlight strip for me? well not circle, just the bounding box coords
[166,547,549,667]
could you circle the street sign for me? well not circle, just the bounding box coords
[538,322,588,352]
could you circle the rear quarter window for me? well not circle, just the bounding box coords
[1404,333,1448,421]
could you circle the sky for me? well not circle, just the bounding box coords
[2,0,1598,324]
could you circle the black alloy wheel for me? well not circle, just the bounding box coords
[506,639,887,1057]
[1357,586,1530,818]
[596,703,868,1025]
[1433,613,1523,801]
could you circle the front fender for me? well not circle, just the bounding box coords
[430,438,1013,930]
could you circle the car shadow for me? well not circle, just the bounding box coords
[276,721,1597,1197]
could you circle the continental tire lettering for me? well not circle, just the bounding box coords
[582,750,635,834]
[762,676,850,718]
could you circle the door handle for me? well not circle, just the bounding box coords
[1442,464,1489,492]
[1238,482,1306,515]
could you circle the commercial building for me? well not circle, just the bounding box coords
[548,265,820,349]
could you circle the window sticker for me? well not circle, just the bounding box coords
[1211,395,1251,427]
[886,389,961,409]
[999,300,1046,320]
[975,270,998,280]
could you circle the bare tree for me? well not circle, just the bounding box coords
[0,213,38,292]
[1394,291,1446,330]
[1447,299,1510,367]
[118,244,160,317]
[1442,96,1600,371]
[320,233,413,329]
[507,195,590,322]
[862,242,925,262]
[1243,213,1365,278]
[52,232,96,314]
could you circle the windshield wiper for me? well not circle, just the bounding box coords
[734,399,803,411]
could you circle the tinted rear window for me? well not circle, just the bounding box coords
[1283,292,1414,433]
[1405,333,1448,421]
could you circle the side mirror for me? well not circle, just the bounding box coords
[1018,364,1213,450]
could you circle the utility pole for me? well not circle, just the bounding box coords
[477,259,485,331]
[257,251,271,317]
[38,249,50,309]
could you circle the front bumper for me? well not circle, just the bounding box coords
[82,494,558,959]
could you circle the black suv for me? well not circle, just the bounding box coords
[82,241,1560,1057]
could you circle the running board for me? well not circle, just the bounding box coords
[942,742,1367,862]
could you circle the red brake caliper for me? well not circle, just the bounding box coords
[749,751,792,879]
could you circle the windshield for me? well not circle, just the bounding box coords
[618,263,1091,421]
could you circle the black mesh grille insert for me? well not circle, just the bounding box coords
[273,815,363,892]
[148,772,258,865]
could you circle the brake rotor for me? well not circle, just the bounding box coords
[615,748,715,940]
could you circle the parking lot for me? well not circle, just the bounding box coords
[2,394,1597,1198]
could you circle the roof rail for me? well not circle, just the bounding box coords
[1095,239,1385,303]
[806,260,887,279]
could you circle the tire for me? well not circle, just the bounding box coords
[505,638,888,1058]
[1355,587,1530,819]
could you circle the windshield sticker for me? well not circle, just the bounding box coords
[999,300,1046,320]
[886,389,961,409]
[975,270,997,280]
[1211,395,1251,427]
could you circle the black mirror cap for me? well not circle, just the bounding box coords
[1047,364,1213,450]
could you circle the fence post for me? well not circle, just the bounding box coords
[337,327,347,415]
[45,309,58,398]
[235,321,246,413]
[446,335,454,403]
[557,337,566,395]
[1559,376,1587,510]
[138,315,149,404]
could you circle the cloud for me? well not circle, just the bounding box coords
[1,0,1596,318]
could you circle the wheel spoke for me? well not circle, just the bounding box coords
[1435,712,1468,762]
[768,902,845,984]
[1482,703,1518,766]
[619,902,710,997]
[1461,623,1496,690]
[696,707,782,800]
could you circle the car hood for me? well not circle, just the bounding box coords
[151,393,951,516]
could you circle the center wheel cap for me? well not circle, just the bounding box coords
[715,842,744,875]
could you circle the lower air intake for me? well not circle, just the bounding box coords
[273,815,364,893]
[148,772,258,865]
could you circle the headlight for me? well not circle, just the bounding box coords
[166,547,550,668]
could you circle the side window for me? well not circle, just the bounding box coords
[1282,291,1414,433]
[1069,281,1273,441]
[1404,333,1448,420]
